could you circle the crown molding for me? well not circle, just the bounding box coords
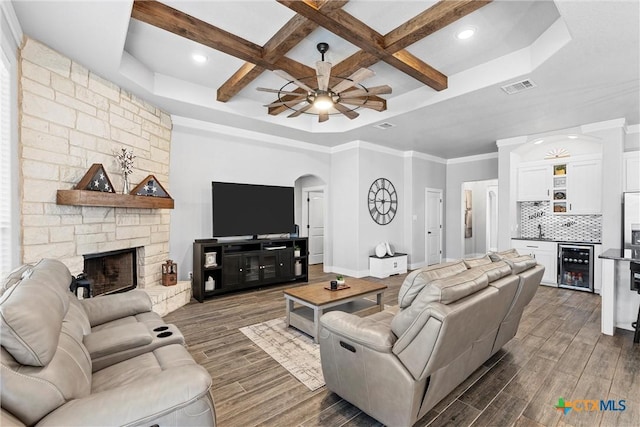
[0,1,23,51]
[404,150,447,164]
[447,152,498,165]
[580,118,626,134]
[171,116,331,154]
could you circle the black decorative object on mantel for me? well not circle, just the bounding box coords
[131,175,172,198]
[74,164,115,193]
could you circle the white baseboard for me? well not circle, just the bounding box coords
[323,265,369,278]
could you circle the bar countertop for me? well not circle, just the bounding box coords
[599,248,640,262]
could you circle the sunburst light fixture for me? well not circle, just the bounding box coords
[257,42,392,123]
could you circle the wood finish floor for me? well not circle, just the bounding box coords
[164,265,640,427]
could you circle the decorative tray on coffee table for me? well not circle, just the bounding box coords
[324,285,350,291]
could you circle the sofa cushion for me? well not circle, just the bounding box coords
[0,264,33,297]
[391,269,489,336]
[463,255,492,268]
[469,260,512,283]
[0,270,69,367]
[504,255,537,274]
[488,249,520,262]
[397,261,467,308]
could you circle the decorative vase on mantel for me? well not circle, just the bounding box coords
[122,173,130,194]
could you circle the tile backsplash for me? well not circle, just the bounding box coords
[519,201,602,242]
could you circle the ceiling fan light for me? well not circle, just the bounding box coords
[313,93,334,111]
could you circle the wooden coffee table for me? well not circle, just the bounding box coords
[283,278,387,343]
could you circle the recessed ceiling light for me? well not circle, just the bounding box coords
[533,139,544,145]
[456,27,476,40]
[192,54,208,64]
[568,135,579,139]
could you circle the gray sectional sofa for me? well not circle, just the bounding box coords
[319,250,544,426]
[0,259,216,427]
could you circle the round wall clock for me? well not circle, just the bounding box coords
[368,178,398,225]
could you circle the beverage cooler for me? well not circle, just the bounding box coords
[558,244,594,292]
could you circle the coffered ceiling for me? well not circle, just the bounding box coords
[11,1,640,158]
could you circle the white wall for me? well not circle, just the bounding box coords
[409,156,446,267]
[357,148,405,274]
[329,148,359,275]
[169,123,331,279]
[445,156,499,260]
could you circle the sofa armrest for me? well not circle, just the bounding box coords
[320,311,396,352]
[83,322,153,360]
[35,365,212,427]
[80,290,152,327]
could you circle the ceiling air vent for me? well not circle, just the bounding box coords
[501,79,537,95]
[373,122,396,130]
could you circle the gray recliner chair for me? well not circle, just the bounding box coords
[1,259,216,426]
[319,257,543,426]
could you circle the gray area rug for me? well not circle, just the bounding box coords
[239,317,324,391]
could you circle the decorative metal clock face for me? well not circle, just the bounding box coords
[368,178,397,225]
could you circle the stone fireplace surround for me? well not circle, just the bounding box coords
[18,37,190,315]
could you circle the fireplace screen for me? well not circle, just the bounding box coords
[84,248,137,296]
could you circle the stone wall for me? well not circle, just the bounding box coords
[19,37,172,288]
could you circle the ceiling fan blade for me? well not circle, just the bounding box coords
[340,98,385,111]
[288,104,312,118]
[331,68,375,94]
[265,97,307,108]
[257,87,308,96]
[334,103,359,120]
[340,85,392,98]
[318,111,329,123]
[273,70,314,93]
[316,61,332,92]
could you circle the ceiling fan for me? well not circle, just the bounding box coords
[257,42,392,123]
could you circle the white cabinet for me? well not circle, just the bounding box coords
[369,253,407,279]
[567,159,602,214]
[517,156,602,214]
[511,239,557,286]
[623,151,640,192]
[517,165,550,201]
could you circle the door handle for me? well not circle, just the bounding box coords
[428,231,432,234]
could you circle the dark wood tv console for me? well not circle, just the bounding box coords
[192,237,309,302]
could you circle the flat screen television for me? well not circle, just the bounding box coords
[212,181,294,238]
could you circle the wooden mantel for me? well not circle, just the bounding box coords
[57,190,174,209]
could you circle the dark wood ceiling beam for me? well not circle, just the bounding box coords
[217,0,348,102]
[384,0,492,52]
[131,0,264,65]
[276,0,447,91]
[277,0,385,52]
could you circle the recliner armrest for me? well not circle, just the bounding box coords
[80,290,152,327]
[35,365,213,427]
[320,311,396,352]
[83,323,153,360]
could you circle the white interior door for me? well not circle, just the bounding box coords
[307,190,324,265]
[425,189,443,266]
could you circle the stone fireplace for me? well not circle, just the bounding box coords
[17,38,191,314]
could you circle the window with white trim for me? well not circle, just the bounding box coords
[0,52,11,278]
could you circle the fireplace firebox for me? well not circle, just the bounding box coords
[83,248,138,296]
